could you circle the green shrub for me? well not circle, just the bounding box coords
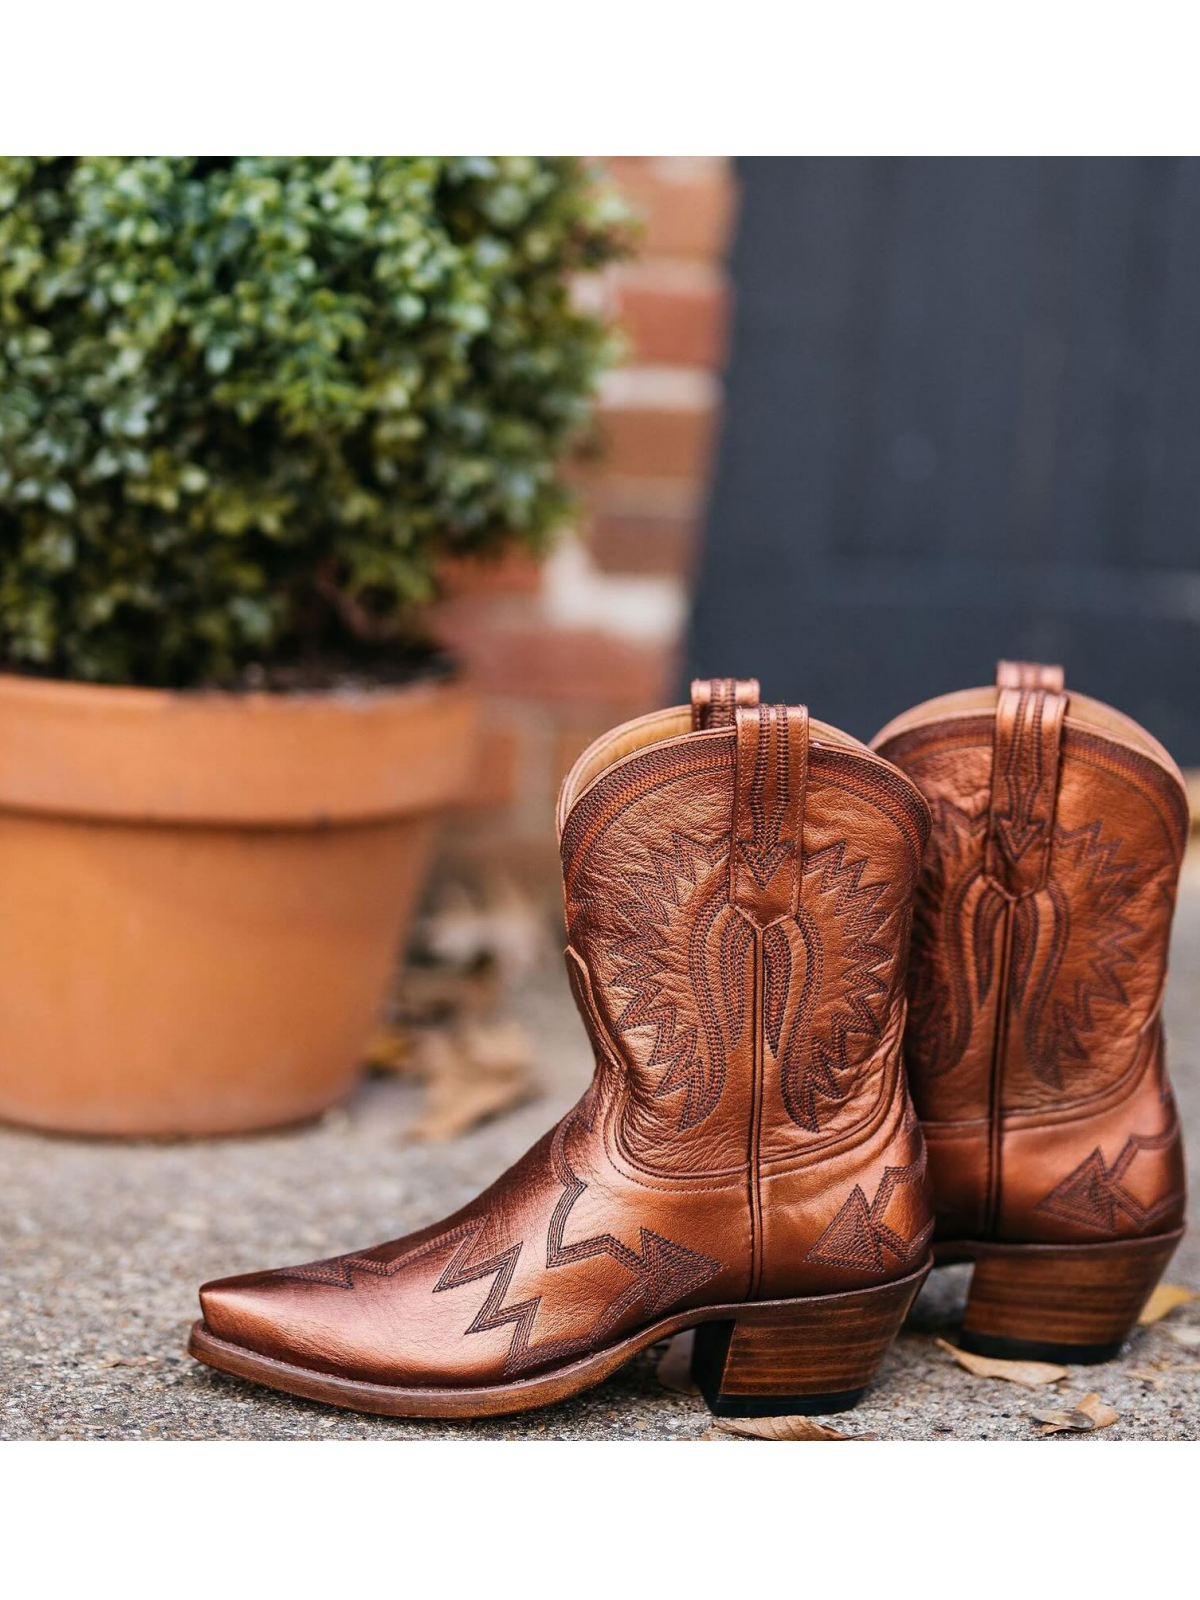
[0,157,629,688]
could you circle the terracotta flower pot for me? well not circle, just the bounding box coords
[0,672,475,1137]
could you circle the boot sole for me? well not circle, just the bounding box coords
[188,1256,931,1421]
[932,1228,1184,1364]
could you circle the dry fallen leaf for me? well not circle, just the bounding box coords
[654,1331,700,1396]
[1124,1359,1199,1388]
[1138,1284,1198,1325]
[474,869,547,978]
[1125,1365,1171,1391]
[1167,1325,1200,1349]
[936,1337,1067,1388]
[415,872,546,980]
[709,1415,861,1441]
[415,880,494,970]
[398,960,501,1023]
[1032,1391,1118,1435]
[1129,1360,1200,1392]
[165,1211,207,1232]
[375,871,547,1139]
[361,1027,414,1075]
[407,1021,533,1141]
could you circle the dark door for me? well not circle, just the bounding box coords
[686,157,1200,761]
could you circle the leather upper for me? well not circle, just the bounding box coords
[874,661,1189,1245]
[199,680,935,1389]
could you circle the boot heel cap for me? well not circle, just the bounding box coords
[700,1384,866,1418]
[957,1328,1124,1366]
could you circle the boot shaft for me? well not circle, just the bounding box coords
[874,661,1188,1243]
[560,678,934,1291]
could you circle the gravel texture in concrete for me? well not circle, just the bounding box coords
[5,866,1200,1442]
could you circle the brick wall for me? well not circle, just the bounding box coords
[436,157,737,873]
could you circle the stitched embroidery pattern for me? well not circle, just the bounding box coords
[276,1098,722,1375]
[572,738,912,1146]
[1035,1121,1183,1234]
[806,1154,934,1271]
[433,1101,721,1375]
[273,1223,479,1289]
[778,842,891,1132]
[907,796,989,1081]
[608,829,747,1129]
[736,703,794,893]
[908,807,1137,1089]
[608,827,893,1136]
[1015,821,1137,1088]
[990,688,1056,878]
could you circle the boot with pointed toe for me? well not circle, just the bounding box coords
[873,661,1188,1364]
[190,679,935,1420]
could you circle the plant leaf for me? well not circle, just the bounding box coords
[1032,1391,1118,1434]
[1138,1284,1197,1325]
[936,1337,1066,1388]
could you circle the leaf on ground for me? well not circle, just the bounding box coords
[1032,1391,1118,1435]
[166,1211,207,1232]
[1125,1365,1170,1390]
[654,1331,700,1396]
[935,1337,1066,1388]
[1167,1325,1200,1348]
[1138,1284,1197,1325]
[414,872,546,981]
[709,1415,862,1441]
[398,961,501,1024]
[407,1020,534,1141]
[1124,1362,1200,1389]
[361,1027,414,1075]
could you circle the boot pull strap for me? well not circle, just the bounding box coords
[730,703,808,927]
[986,662,1068,896]
[690,677,760,730]
[996,659,1065,693]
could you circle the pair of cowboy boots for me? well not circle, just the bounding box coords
[189,663,1187,1419]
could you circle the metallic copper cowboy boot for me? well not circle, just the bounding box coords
[874,661,1188,1363]
[190,679,934,1419]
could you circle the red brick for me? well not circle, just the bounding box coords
[612,263,729,368]
[588,507,698,578]
[597,401,718,481]
[459,722,521,811]
[440,549,544,598]
[604,158,736,261]
[434,600,672,708]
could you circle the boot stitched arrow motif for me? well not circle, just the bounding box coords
[432,1098,721,1375]
[806,1155,934,1271]
[1035,1117,1183,1233]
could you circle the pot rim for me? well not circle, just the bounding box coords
[0,669,477,827]
[0,660,465,708]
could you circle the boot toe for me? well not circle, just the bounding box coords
[199,1270,307,1366]
[196,1262,415,1384]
